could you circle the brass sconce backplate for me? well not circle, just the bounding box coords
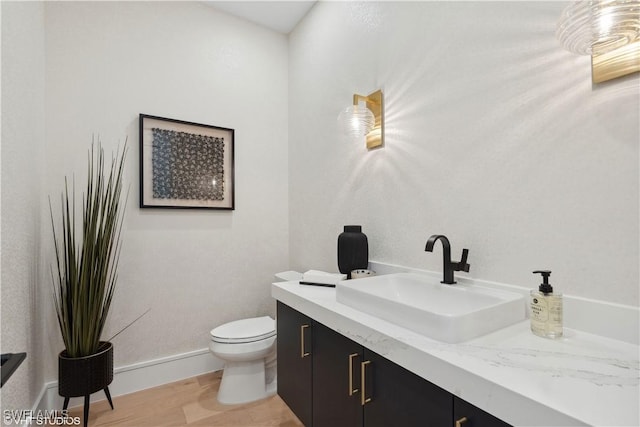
[592,40,640,83]
[364,90,384,149]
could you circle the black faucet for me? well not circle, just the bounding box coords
[424,235,470,284]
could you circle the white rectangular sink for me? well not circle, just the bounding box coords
[336,273,525,343]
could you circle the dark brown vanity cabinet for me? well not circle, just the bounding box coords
[362,348,452,427]
[313,320,452,427]
[277,302,511,427]
[276,302,312,426]
[454,396,512,427]
[312,321,363,427]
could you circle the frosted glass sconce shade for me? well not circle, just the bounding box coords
[338,105,375,138]
[337,89,384,149]
[556,0,640,55]
[556,0,640,83]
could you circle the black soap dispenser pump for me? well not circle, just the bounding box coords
[530,270,563,339]
[535,270,553,294]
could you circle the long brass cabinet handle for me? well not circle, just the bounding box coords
[348,353,360,396]
[300,324,310,358]
[455,416,468,427]
[360,360,372,405]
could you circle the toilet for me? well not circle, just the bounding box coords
[209,316,277,405]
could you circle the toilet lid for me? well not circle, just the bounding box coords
[210,316,276,343]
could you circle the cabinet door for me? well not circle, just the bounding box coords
[454,396,512,427]
[277,302,312,426]
[312,321,363,427]
[362,349,452,427]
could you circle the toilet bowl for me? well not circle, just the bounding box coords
[209,316,277,405]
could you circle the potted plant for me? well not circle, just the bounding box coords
[50,142,127,427]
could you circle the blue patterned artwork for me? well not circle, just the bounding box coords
[151,128,225,201]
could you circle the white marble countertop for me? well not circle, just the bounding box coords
[272,280,639,427]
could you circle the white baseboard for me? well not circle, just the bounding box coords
[34,348,223,412]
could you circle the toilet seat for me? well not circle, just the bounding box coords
[210,316,276,344]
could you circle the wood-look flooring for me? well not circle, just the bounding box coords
[67,372,304,427]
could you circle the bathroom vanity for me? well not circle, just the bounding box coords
[277,301,508,427]
[272,271,639,427]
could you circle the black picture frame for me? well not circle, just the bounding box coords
[139,114,235,210]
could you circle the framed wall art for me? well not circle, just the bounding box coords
[139,114,234,210]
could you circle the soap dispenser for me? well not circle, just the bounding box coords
[530,270,563,338]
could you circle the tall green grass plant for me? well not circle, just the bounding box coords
[50,142,127,358]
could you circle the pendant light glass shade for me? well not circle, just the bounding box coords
[556,0,640,55]
[337,105,375,138]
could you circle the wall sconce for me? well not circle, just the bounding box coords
[556,0,640,83]
[337,89,384,149]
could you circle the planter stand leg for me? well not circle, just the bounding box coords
[83,395,90,427]
[63,397,70,411]
[104,387,114,410]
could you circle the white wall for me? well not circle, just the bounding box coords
[40,1,289,380]
[2,0,638,411]
[1,1,47,410]
[288,1,639,306]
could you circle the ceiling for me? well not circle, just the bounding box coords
[205,1,317,34]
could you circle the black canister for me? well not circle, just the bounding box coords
[338,225,368,279]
